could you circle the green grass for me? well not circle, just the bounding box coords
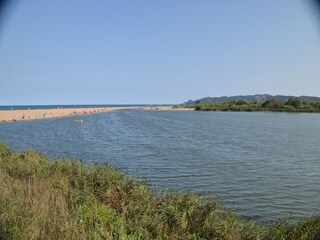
[0,142,320,239]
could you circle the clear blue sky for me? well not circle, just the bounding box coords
[1,0,320,105]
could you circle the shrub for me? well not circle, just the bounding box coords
[285,98,301,108]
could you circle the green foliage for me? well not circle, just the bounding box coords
[194,99,320,113]
[1,143,320,239]
[261,99,283,109]
[285,98,302,108]
[235,100,248,105]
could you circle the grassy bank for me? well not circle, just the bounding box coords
[1,143,320,239]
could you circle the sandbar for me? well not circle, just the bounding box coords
[142,106,194,111]
[0,106,194,122]
[0,107,134,122]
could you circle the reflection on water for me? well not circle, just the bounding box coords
[1,110,320,222]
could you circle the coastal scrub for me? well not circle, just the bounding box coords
[0,142,320,239]
[194,98,320,113]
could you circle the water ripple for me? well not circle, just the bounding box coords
[1,111,320,222]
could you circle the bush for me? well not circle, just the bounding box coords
[236,100,248,105]
[261,99,284,109]
[285,98,301,108]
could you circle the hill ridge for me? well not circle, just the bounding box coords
[182,94,320,105]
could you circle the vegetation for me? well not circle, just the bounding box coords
[182,94,320,106]
[1,142,320,239]
[194,98,320,113]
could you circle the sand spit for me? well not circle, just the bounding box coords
[0,106,194,122]
[142,106,194,111]
[0,107,134,122]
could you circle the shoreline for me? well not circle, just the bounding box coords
[1,142,319,239]
[0,106,194,122]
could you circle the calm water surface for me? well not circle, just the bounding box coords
[1,110,320,222]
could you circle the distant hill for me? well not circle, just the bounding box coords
[182,94,320,105]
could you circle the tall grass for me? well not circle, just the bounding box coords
[0,142,320,239]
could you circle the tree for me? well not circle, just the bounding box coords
[261,99,283,109]
[235,100,248,105]
[285,98,301,108]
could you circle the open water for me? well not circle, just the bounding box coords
[1,109,320,222]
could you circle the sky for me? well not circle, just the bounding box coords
[1,0,320,105]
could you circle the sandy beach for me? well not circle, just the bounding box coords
[0,107,133,122]
[0,106,194,122]
[142,106,194,111]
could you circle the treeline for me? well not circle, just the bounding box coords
[194,98,320,113]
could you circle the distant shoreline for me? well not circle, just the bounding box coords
[0,104,173,111]
[0,106,194,122]
[193,99,320,113]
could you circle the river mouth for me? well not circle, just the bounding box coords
[1,110,320,222]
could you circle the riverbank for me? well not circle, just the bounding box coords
[0,143,320,239]
[0,106,194,122]
[194,99,320,113]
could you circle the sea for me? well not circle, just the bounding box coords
[0,104,154,111]
[1,106,320,223]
